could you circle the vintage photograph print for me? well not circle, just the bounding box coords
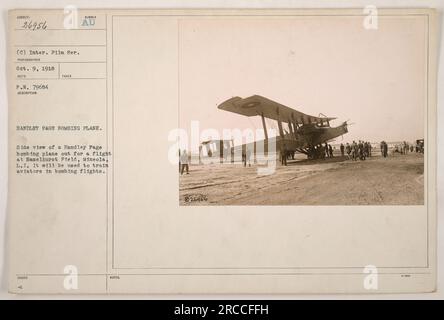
[178,16,427,206]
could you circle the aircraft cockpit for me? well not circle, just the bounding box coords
[315,119,331,128]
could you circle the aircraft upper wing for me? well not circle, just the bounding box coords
[217,95,336,124]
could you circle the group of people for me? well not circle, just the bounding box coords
[381,140,424,157]
[393,141,412,155]
[393,141,425,155]
[342,141,373,161]
[307,143,335,160]
[180,138,423,174]
[416,140,424,153]
[282,139,421,165]
[307,141,373,161]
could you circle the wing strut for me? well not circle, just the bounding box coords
[260,112,268,141]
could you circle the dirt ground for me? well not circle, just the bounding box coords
[179,153,424,205]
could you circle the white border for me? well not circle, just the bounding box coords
[0,0,442,299]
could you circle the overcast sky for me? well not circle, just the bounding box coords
[179,15,427,145]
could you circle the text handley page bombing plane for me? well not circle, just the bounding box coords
[217,95,349,161]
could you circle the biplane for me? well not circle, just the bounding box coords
[216,95,349,160]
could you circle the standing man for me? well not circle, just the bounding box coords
[246,147,252,167]
[340,143,345,157]
[345,143,351,160]
[180,149,190,175]
[364,142,369,158]
[281,144,288,166]
[352,141,358,161]
[383,141,388,158]
[358,141,364,160]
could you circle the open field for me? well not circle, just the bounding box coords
[179,153,424,205]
